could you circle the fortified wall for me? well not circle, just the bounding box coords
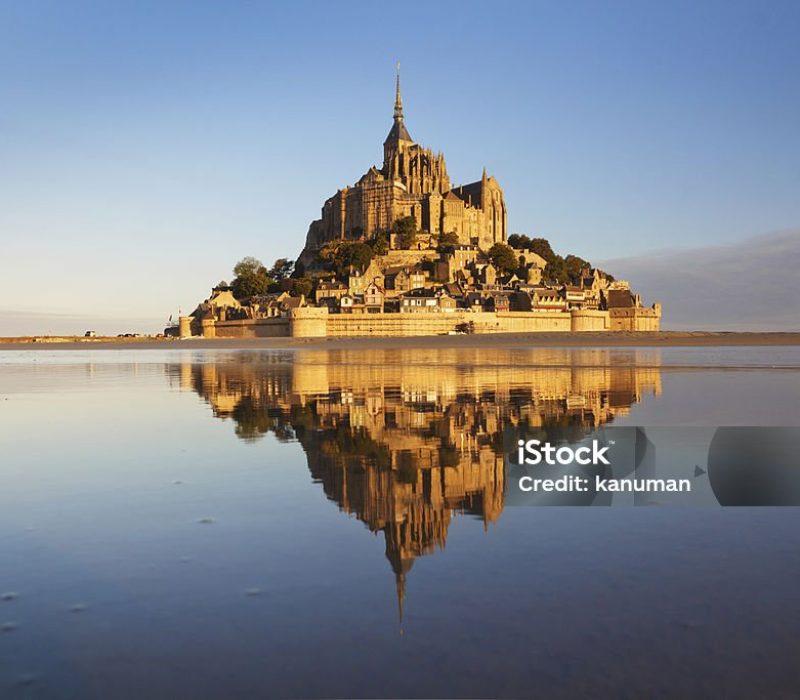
[177,307,650,339]
[609,304,662,332]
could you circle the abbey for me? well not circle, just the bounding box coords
[298,71,507,265]
[178,72,662,339]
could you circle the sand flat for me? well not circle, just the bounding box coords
[2,331,800,351]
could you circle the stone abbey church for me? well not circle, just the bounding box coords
[179,71,661,339]
[299,72,507,265]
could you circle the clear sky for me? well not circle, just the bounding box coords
[1,0,799,334]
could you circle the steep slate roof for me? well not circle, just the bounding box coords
[281,296,305,309]
[606,289,634,308]
[457,180,483,208]
[402,287,437,298]
[444,282,464,297]
[384,120,412,143]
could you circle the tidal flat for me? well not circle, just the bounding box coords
[1,345,799,699]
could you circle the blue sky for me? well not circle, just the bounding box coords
[1,0,798,333]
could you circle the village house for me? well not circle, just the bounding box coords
[472,262,498,286]
[348,260,384,295]
[363,281,385,312]
[482,291,511,312]
[189,285,244,324]
[248,291,290,318]
[532,288,568,312]
[437,291,458,311]
[500,272,523,287]
[315,278,349,304]
[442,282,465,304]
[563,285,587,309]
[604,288,662,331]
[400,287,456,312]
[434,244,481,283]
[316,296,341,314]
[280,295,307,314]
[339,293,357,313]
[521,264,544,285]
[464,291,485,312]
[385,266,426,295]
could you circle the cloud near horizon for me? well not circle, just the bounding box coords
[2,230,798,337]
[598,229,800,331]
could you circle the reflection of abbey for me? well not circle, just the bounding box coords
[179,72,661,339]
[177,348,662,615]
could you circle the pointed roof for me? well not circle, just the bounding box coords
[384,64,413,144]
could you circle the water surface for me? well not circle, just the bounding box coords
[1,347,799,698]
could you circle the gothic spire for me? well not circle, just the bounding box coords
[394,62,403,122]
[384,62,412,145]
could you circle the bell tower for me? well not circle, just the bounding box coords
[382,63,414,180]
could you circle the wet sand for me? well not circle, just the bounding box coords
[2,330,800,350]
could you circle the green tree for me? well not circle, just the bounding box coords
[316,241,373,276]
[507,233,532,249]
[370,232,389,256]
[545,256,568,284]
[233,256,263,279]
[529,238,557,262]
[437,231,459,250]
[564,254,589,280]
[269,258,295,281]
[505,235,612,285]
[231,257,273,300]
[394,216,418,249]
[289,277,313,298]
[487,243,518,272]
[339,242,374,274]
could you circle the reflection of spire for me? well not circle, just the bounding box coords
[396,571,405,634]
[384,522,415,634]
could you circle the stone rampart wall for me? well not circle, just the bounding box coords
[190,306,660,339]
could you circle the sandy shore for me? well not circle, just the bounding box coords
[1,331,799,351]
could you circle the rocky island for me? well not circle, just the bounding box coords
[179,71,660,339]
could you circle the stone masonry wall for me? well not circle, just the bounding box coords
[199,307,659,339]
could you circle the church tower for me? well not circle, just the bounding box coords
[382,65,414,180]
[298,69,504,266]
